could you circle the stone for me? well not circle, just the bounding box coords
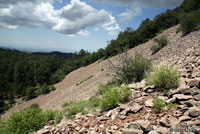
[188,79,200,87]
[145,99,153,107]
[131,103,143,113]
[37,128,50,134]
[122,129,143,134]
[155,126,169,134]
[136,120,152,132]
[79,127,87,133]
[143,85,155,92]
[44,126,51,129]
[160,115,170,127]
[189,110,200,118]
[173,94,193,101]
[128,81,145,90]
[148,131,159,134]
[169,116,180,128]
[179,116,191,122]
[90,130,97,134]
[106,110,113,117]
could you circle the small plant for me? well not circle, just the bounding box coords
[55,112,63,124]
[176,26,182,33]
[167,103,177,110]
[120,86,132,103]
[151,45,162,54]
[101,87,121,111]
[65,101,88,119]
[96,84,114,95]
[154,35,168,47]
[153,97,165,113]
[151,35,168,54]
[101,68,104,71]
[76,75,93,86]
[145,66,179,92]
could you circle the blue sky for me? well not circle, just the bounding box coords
[0,0,183,52]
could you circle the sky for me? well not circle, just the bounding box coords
[0,0,183,52]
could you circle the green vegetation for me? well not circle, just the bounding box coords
[153,97,165,113]
[101,87,121,111]
[179,9,200,34]
[151,36,168,54]
[62,85,131,118]
[76,75,93,86]
[176,26,183,33]
[167,103,177,110]
[145,66,179,92]
[110,54,152,85]
[0,106,59,134]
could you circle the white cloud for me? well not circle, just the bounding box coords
[0,0,119,36]
[78,30,90,36]
[118,6,142,22]
[94,28,100,31]
[93,0,183,8]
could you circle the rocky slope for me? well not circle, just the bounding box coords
[2,25,200,120]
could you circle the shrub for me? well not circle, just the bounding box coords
[39,84,50,95]
[167,103,177,110]
[153,97,165,113]
[65,101,87,119]
[176,26,182,33]
[145,66,179,91]
[109,53,152,85]
[88,96,101,108]
[101,87,121,111]
[25,87,35,100]
[96,84,114,95]
[179,9,200,34]
[0,107,58,134]
[55,112,63,124]
[154,35,168,47]
[120,86,132,103]
[151,35,168,54]
[151,45,162,54]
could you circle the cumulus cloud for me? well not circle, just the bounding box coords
[118,6,142,22]
[0,0,119,35]
[93,0,183,8]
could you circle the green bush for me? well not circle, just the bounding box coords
[110,54,152,85]
[176,26,182,33]
[25,87,35,100]
[151,35,168,54]
[151,45,162,54]
[167,103,177,110]
[120,86,132,103]
[0,107,58,134]
[96,84,114,95]
[38,84,50,95]
[179,9,200,34]
[145,66,179,91]
[101,87,121,111]
[153,97,165,113]
[65,101,88,119]
[154,35,168,47]
[55,112,63,124]
[88,96,101,108]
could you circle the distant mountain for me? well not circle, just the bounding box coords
[32,51,73,59]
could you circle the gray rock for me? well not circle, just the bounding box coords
[148,131,159,134]
[173,94,193,101]
[189,110,200,118]
[160,115,170,127]
[188,79,200,87]
[136,120,152,132]
[145,99,153,107]
[79,127,87,133]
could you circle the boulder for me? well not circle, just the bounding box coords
[136,120,152,132]
[37,128,50,134]
[188,79,200,87]
[173,94,193,101]
[145,99,153,107]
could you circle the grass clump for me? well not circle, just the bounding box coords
[101,87,121,111]
[153,97,165,113]
[0,106,58,134]
[167,103,177,110]
[151,35,168,54]
[145,66,179,92]
[76,75,93,86]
